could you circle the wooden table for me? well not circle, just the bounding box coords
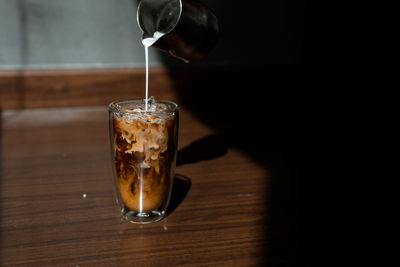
[1,102,310,266]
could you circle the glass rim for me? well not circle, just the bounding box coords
[108,99,179,115]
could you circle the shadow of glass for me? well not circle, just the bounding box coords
[177,134,227,166]
[166,135,227,217]
[166,174,191,216]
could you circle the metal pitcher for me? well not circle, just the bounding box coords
[137,0,219,62]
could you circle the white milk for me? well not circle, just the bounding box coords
[142,31,165,111]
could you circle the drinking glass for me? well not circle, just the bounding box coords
[109,99,179,223]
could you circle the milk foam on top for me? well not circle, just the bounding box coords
[112,100,175,173]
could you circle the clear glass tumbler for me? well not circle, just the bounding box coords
[109,99,179,224]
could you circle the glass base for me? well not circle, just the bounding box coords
[121,208,165,224]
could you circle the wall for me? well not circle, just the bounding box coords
[0,0,304,69]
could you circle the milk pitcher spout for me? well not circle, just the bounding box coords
[137,0,219,62]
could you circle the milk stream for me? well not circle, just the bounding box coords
[142,32,165,111]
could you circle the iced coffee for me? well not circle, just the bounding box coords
[109,99,178,223]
